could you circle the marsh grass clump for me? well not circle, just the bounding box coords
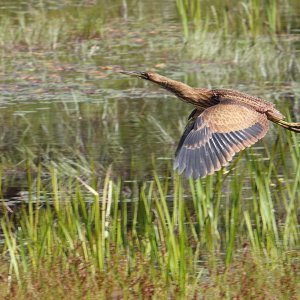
[0,121,299,297]
[176,0,293,40]
[0,6,105,51]
[0,247,299,299]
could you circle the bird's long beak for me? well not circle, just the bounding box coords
[120,70,149,79]
[120,70,141,77]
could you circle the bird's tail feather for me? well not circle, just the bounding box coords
[277,120,300,133]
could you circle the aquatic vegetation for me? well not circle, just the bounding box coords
[0,0,299,297]
[176,0,297,40]
[0,121,299,297]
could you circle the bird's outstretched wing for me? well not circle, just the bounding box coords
[175,108,203,157]
[174,100,269,179]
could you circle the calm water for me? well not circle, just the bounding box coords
[0,0,299,198]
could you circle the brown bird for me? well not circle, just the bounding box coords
[121,71,300,179]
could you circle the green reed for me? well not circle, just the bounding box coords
[0,5,105,51]
[176,0,291,41]
[0,121,299,297]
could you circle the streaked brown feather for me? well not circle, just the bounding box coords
[174,100,269,179]
[212,89,275,113]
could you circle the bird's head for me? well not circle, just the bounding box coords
[120,70,159,81]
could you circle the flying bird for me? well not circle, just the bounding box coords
[121,71,300,179]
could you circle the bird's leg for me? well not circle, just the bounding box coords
[276,120,300,133]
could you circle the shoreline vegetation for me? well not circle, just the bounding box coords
[0,0,299,298]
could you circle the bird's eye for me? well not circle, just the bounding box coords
[141,72,149,79]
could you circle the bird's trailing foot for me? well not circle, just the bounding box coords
[277,120,300,133]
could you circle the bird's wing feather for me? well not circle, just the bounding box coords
[174,100,269,179]
[175,108,203,156]
[186,108,202,121]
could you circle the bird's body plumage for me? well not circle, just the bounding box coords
[121,71,300,179]
[174,100,269,178]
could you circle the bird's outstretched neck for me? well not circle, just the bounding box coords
[121,70,214,107]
